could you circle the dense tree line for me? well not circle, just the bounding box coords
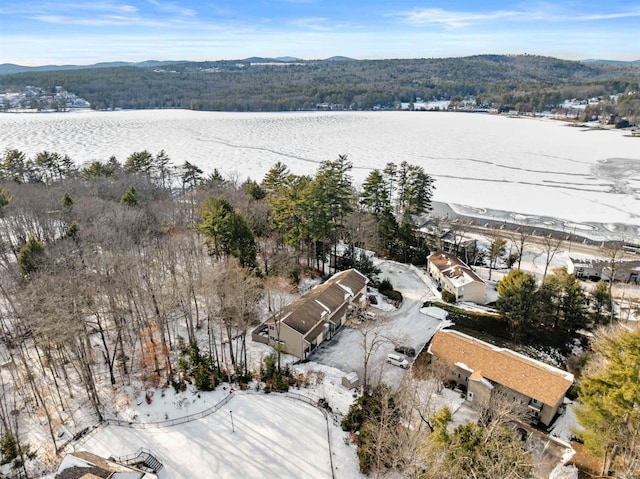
[1,55,639,118]
[496,268,612,337]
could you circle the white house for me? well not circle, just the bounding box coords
[427,250,485,303]
[567,256,640,283]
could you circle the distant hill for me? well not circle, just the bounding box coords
[242,57,298,63]
[1,56,354,73]
[582,59,640,65]
[0,60,184,75]
[324,56,357,61]
[275,56,303,62]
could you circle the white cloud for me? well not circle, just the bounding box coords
[394,5,640,28]
[397,8,520,28]
[146,0,197,17]
[288,17,333,31]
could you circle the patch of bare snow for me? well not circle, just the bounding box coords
[550,401,582,444]
[420,305,448,321]
[104,382,230,424]
[549,464,579,479]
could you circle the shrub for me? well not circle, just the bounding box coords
[1,431,17,465]
[176,342,221,392]
[382,289,403,302]
[378,277,393,292]
[441,290,457,303]
[566,383,580,401]
[378,277,403,303]
[260,353,293,392]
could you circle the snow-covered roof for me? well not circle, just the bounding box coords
[56,451,154,479]
[428,251,484,286]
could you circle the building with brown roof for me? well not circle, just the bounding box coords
[252,269,367,359]
[428,329,574,426]
[427,250,485,303]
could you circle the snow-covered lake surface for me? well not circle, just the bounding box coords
[1,110,639,230]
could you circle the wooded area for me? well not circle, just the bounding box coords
[0,147,434,472]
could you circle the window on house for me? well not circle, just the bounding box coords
[268,325,275,330]
[467,391,474,401]
[530,398,543,409]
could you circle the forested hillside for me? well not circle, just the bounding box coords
[1,55,639,117]
[0,148,434,470]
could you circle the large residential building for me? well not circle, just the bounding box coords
[567,256,640,284]
[427,250,485,303]
[252,269,368,359]
[428,329,574,426]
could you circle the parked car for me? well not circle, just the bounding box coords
[387,353,409,369]
[394,345,416,357]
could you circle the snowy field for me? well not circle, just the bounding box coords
[77,393,333,479]
[1,110,639,229]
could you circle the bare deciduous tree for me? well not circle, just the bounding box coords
[506,221,533,271]
[541,233,565,281]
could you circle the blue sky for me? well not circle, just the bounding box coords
[0,1,638,65]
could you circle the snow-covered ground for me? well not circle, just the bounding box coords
[32,253,588,479]
[54,258,462,479]
[310,260,447,389]
[77,392,336,479]
[1,110,639,229]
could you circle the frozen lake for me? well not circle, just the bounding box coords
[1,110,639,231]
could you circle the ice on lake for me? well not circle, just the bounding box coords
[1,110,639,228]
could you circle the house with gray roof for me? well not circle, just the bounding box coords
[252,269,368,359]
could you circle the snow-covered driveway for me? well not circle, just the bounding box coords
[310,261,444,389]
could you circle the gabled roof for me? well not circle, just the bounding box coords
[428,250,484,286]
[429,330,574,406]
[277,269,367,337]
